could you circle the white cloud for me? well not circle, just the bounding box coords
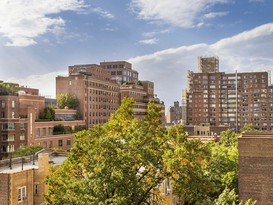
[129,23,273,107]
[204,11,229,19]
[90,7,115,19]
[5,23,273,109]
[142,29,170,38]
[78,6,114,19]
[130,0,231,27]
[0,0,86,47]
[7,71,67,98]
[139,38,159,45]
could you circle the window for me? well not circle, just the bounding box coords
[34,184,38,195]
[49,141,53,148]
[20,134,25,141]
[11,112,15,119]
[49,127,53,136]
[43,141,47,148]
[20,122,25,130]
[42,128,46,136]
[18,186,26,202]
[11,100,15,108]
[1,100,5,108]
[58,140,63,147]
[36,128,40,137]
[67,139,71,146]
[1,112,5,118]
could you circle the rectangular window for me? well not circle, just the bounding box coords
[20,122,25,130]
[1,101,5,108]
[58,140,63,147]
[11,100,15,108]
[20,134,25,141]
[49,127,53,136]
[36,128,40,137]
[18,186,26,202]
[42,128,46,136]
[49,141,53,148]
[1,112,5,118]
[67,139,71,146]
[34,184,38,195]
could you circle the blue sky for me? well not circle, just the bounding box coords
[1,0,273,108]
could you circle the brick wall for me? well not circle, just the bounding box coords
[239,133,273,204]
[0,174,9,205]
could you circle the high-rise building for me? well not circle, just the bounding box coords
[56,61,165,128]
[185,56,272,132]
[166,101,182,124]
[198,56,219,73]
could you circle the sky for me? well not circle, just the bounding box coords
[1,0,273,108]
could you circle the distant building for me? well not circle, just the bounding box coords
[0,152,66,205]
[184,56,273,132]
[56,61,165,128]
[166,101,182,124]
[239,132,273,204]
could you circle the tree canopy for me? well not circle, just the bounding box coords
[43,98,256,205]
[56,93,79,109]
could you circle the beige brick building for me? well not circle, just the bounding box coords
[0,153,66,205]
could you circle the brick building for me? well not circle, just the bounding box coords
[166,101,182,124]
[239,132,273,204]
[184,56,273,132]
[56,61,165,128]
[0,152,66,205]
[56,64,120,128]
[0,83,85,159]
[100,61,138,83]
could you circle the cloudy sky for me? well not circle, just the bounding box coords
[1,0,273,108]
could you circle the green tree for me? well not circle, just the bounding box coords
[44,98,169,205]
[39,107,55,121]
[219,129,239,147]
[13,145,43,158]
[214,187,257,205]
[240,123,254,133]
[57,93,79,109]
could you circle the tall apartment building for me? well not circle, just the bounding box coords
[56,61,165,128]
[166,101,182,124]
[56,64,120,128]
[184,56,273,132]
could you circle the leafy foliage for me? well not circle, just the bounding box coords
[0,82,19,94]
[44,98,168,204]
[13,145,43,158]
[57,93,79,109]
[39,107,55,121]
[43,98,252,205]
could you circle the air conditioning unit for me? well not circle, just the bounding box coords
[23,196,27,201]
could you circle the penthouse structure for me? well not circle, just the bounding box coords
[184,56,272,132]
[56,61,165,128]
